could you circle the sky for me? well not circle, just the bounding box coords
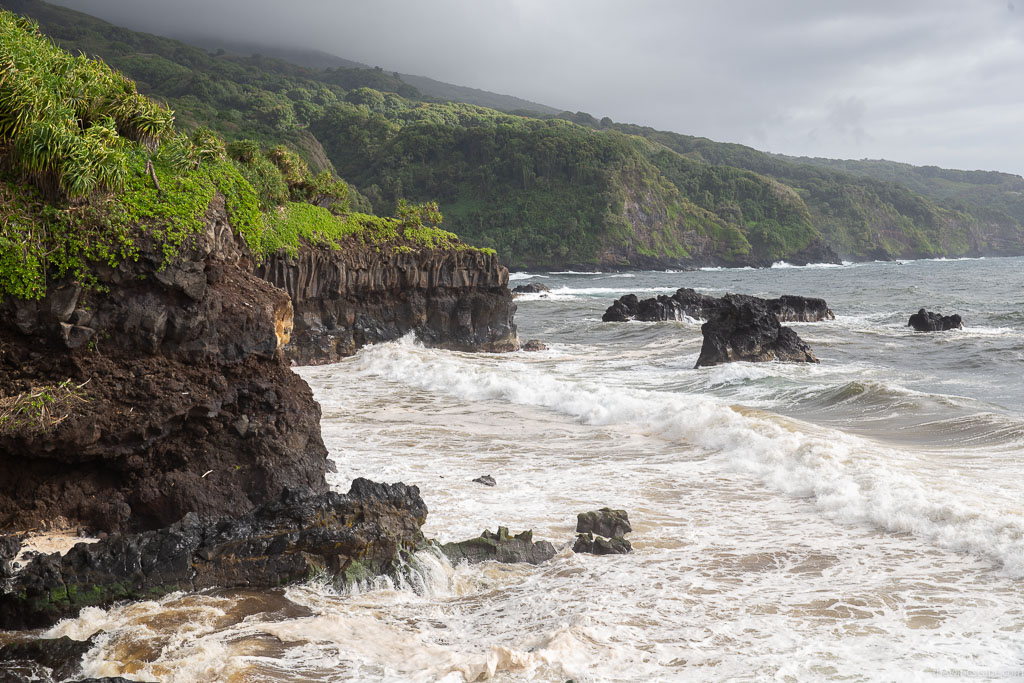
[52,0,1024,176]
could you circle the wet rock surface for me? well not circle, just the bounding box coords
[0,480,427,630]
[603,288,833,324]
[695,295,819,367]
[472,474,496,487]
[0,195,327,534]
[0,635,97,681]
[255,244,519,365]
[521,339,547,352]
[440,526,556,566]
[908,308,963,332]
[572,508,633,556]
[512,282,551,295]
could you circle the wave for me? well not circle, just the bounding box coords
[351,338,1024,576]
[771,261,851,269]
[508,272,549,281]
[699,266,756,272]
[517,286,677,301]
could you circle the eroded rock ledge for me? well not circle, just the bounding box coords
[603,287,834,324]
[255,243,520,365]
[0,195,328,534]
[0,480,426,630]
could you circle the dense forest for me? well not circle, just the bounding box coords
[3,0,1023,268]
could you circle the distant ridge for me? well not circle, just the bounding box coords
[182,36,561,115]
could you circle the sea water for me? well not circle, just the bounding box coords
[44,258,1024,681]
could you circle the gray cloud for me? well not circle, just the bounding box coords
[51,0,1024,174]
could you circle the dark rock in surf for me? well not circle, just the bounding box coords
[0,636,97,681]
[512,282,551,295]
[603,288,833,324]
[695,294,818,367]
[522,339,547,352]
[576,508,632,539]
[0,480,427,630]
[601,293,640,322]
[769,295,834,323]
[472,474,496,487]
[572,532,632,555]
[440,526,556,566]
[0,533,21,580]
[908,308,963,332]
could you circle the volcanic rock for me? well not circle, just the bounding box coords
[0,480,427,630]
[0,636,97,681]
[603,288,833,324]
[255,243,520,365]
[572,533,632,555]
[908,308,963,332]
[695,294,818,367]
[522,339,547,352]
[472,474,496,487]
[576,508,632,538]
[440,526,556,566]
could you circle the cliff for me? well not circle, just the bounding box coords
[0,195,328,533]
[256,241,519,365]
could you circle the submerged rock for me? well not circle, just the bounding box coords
[522,339,547,352]
[512,283,551,295]
[602,288,833,324]
[472,474,497,487]
[441,526,556,566]
[695,295,818,368]
[0,479,427,630]
[908,308,963,332]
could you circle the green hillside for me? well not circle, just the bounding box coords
[5,0,1022,269]
[0,9,479,302]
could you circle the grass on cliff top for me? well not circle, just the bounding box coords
[0,378,87,436]
[0,9,492,302]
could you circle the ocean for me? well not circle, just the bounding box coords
[52,257,1024,681]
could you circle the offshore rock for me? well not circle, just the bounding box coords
[0,194,328,533]
[908,308,964,332]
[512,282,551,295]
[695,295,819,367]
[472,474,497,487]
[0,480,427,630]
[602,288,833,324]
[572,508,633,556]
[440,526,556,566]
[576,508,632,539]
[255,243,519,365]
[521,339,547,352]
[572,533,632,555]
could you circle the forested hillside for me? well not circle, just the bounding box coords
[4,0,1023,268]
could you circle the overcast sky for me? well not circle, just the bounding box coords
[52,0,1024,175]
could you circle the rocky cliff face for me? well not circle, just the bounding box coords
[255,243,519,365]
[0,195,328,533]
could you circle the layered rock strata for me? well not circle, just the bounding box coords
[255,243,519,365]
[695,295,819,367]
[0,480,426,630]
[0,195,328,533]
[603,288,834,323]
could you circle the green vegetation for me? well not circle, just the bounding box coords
[0,8,484,302]
[0,378,86,435]
[4,0,1023,269]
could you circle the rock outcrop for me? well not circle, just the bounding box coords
[695,295,819,367]
[512,282,551,295]
[255,243,519,365]
[0,195,328,533]
[572,508,633,555]
[440,527,556,566]
[0,480,426,630]
[908,308,964,332]
[0,635,98,682]
[602,288,833,324]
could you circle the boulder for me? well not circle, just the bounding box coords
[1,533,21,580]
[0,479,427,630]
[695,295,818,368]
[472,474,496,487]
[572,533,632,555]
[908,308,963,332]
[576,508,631,538]
[512,283,551,295]
[522,339,547,352]
[0,636,97,681]
[440,527,556,566]
[601,293,639,322]
[769,295,835,322]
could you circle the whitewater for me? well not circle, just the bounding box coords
[52,257,1024,681]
